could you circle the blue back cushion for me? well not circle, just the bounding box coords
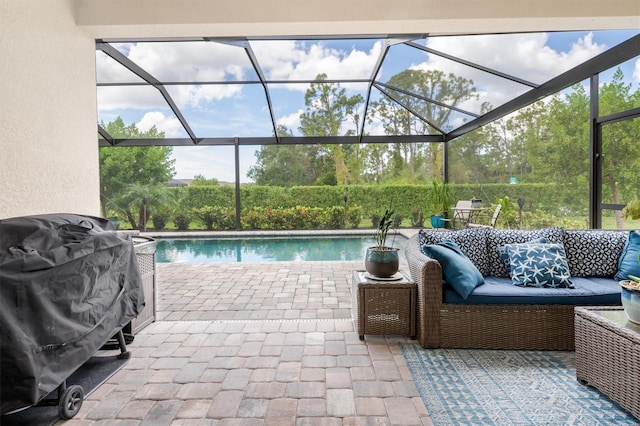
[615,230,640,281]
[422,239,484,299]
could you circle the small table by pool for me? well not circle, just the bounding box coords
[352,270,416,340]
[575,306,640,420]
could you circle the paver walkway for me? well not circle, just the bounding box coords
[64,260,432,425]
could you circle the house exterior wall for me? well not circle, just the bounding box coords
[0,0,99,219]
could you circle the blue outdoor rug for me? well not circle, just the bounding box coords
[401,344,639,425]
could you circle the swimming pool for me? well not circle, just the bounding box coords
[155,235,407,263]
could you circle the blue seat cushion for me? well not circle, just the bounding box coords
[443,276,621,305]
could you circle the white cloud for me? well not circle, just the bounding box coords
[136,111,184,138]
[251,40,383,85]
[416,32,608,112]
[277,109,303,132]
[97,86,167,111]
[634,58,640,82]
[97,42,248,111]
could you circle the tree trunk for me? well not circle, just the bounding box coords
[611,181,624,230]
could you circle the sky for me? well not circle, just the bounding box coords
[96,30,640,183]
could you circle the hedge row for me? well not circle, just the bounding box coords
[157,205,365,231]
[172,182,571,220]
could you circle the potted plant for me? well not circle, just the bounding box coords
[620,254,640,324]
[428,179,452,228]
[365,209,400,278]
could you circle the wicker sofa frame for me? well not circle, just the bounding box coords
[405,233,576,350]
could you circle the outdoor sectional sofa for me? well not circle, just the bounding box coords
[405,227,635,350]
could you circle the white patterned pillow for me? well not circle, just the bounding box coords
[562,230,628,277]
[486,228,564,277]
[418,228,490,276]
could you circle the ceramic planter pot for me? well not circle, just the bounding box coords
[620,280,640,324]
[365,247,399,278]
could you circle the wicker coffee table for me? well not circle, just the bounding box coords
[352,270,416,340]
[575,306,640,420]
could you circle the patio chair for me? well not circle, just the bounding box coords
[468,204,502,228]
[442,200,473,229]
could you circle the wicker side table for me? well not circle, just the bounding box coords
[352,270,416,340]
[575,306,640,420]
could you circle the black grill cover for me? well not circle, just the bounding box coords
[0,213,145,414]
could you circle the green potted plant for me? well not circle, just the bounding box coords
[428,179,452,228]
[365,209,400,278]
[620,254,640,324]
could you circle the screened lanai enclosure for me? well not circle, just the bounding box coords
[96,30,640,230]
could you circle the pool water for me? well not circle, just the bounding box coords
[155,236,406,263]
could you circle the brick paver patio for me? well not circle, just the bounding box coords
[64,259,432,425]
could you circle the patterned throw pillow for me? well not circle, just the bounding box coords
[486,228,564,277]
[419,228,490,275]
[497,237,548,274]
[562,230,628,277]
[505,242,574,288]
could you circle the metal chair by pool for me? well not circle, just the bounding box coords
[468,204,502,228]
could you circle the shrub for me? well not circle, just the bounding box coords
[241,207,267,229]
[410,207,425,227]
[192,206,217,230]
[151,209,171,230]
[173,214,191,230]
[324,206,345,229]
[346,205,363,228]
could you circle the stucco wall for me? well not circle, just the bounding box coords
[0,0,100,219]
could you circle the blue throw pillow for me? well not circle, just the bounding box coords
[506,242,574,288]
[615,230,640,281]
[423,239,485,299]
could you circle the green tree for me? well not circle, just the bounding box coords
[299,74,364,185]
[369,69,479,181]
[99,117,175,228]
[248,125,327,186]
[191,175,219,186]
[599,69,640,227]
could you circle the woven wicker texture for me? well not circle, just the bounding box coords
[575,307,640,420]
[352,271,416,339]
[131,249,156,334]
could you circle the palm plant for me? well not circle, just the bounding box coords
[374,209,395,249]
[116,183,172,230]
